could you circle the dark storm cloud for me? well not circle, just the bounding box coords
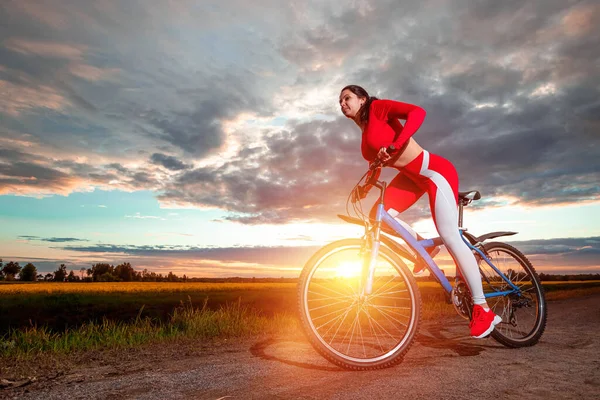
[158,114,434,224]
[61,243,321,266]
[18,235,89,243]
[59,236,599,273]
[0,147,162,194]
[307,0,596,218]
[318,0,600,210]
[0,161,74,191]
[0,0,281,170]
[150,153,189,171]
[508,236,600,254]
[157,117,382,223]
[507,236,600,273]
[0,0,598,224]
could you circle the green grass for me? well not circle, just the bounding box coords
[0,286,298,334]
[1,281,598,362]
[0,298,298,359]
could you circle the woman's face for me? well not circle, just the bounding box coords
[339,89,365,119]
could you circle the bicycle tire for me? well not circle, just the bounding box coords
[297,238,421,370]
[479,242,547,347]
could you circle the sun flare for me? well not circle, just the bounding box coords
[335,261,363,279]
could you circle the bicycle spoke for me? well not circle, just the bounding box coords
[368,287,408,302]
[307,291,355,302]
[343,307,361,354]
[309,297,357,313]
[314,303,354,331]
[366,311,385,354]
[367,313,400,342]
[370,275,400,298]
[327,301,356,345]
[369,303,410,328]
[367,304,412,311]
[310,281,353,298]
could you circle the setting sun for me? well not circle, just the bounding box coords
[335,260,363,278]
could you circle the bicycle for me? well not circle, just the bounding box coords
[297,147,547,370]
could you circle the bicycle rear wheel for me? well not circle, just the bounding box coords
[478,242,547,347]
[297,238,421,370]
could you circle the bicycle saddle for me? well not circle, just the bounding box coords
[458,190,481,202]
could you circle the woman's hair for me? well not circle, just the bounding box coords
[341,85,378,124]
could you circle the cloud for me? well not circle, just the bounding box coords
[0,79,71,115]
[149,153,189,171]
[0,0,597,224]
[17,235,89,243]
[52,235,599,276]
[508,237,600,256]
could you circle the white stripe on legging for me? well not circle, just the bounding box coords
[418,151,486,304]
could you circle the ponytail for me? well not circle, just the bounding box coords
[358,96,378,125]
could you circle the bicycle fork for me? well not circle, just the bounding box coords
[361,231,380,297]
[361,203,386,297]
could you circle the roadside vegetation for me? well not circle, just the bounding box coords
[2,280,599,363]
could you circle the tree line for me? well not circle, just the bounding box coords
[0,259,190,282]
[2,259,599,283]
[537,273,600,282]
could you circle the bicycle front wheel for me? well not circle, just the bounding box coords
[297,238,421,370]
[478,242,547,347]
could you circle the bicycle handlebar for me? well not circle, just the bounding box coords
[351,145,398,204]
[369,145,397,170]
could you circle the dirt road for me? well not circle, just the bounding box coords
[3,294,599,400]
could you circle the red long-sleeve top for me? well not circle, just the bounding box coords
[361,99,427,162]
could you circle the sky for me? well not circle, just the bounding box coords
[0,0,599,278]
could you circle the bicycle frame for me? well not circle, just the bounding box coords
[363,199,522,300]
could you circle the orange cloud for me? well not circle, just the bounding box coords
[0,80,71,116]
[4,38,86,60]
[561,4,600,38]
[68,63,120,81]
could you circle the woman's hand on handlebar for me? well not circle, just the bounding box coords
[371,145,397,169]
[377,147,392,164]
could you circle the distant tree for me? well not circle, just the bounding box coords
[132,270,142,281]
[146,271,157,282]
[19,263,38,281]
[54,264,68,282]
[91,263,114,281]
[37,273,44,281]
[114,262,135,281]
[2,261,21,281]
[0,259,4,281]
[97,272,118,282]
[44,273,54,281]
[167,271,178,282]
[80,267,86,280]
[67,270,77,282]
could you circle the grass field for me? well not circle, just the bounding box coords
[1,280,599,361]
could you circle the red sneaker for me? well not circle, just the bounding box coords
[469,305,502,338]
[413,246,440,274]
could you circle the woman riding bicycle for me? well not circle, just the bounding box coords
[339,84,501,338]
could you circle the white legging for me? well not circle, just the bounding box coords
[373,150,486,304]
